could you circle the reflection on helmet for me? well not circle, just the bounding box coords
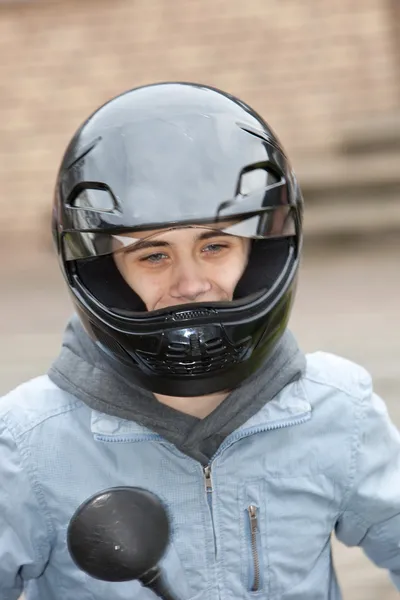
[53,82,303,397]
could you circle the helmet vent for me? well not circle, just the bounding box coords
[136,334,248,376]
[69,187,117,213]
[171,309,216,321]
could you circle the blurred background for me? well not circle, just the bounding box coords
[0,0,399,598]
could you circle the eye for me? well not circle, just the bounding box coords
[139,252,168,263]
[202,243,228,254]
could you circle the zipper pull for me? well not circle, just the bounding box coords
[204,465,212,493]
[248,505,258,533]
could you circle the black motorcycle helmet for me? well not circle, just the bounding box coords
[52,82,303,397]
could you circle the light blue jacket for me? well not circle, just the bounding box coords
[1,352,400,600]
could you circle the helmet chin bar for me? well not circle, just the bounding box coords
[87,299,292,398]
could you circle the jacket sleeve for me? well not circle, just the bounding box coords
[0,416,52,600]
[335,376,400,590]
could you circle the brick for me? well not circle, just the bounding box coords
[0,0,398,230]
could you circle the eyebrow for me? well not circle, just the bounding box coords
[123,229,231,255]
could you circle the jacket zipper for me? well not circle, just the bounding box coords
[204,465,218,556]
[247,505,261,592]
[204,465,213,495]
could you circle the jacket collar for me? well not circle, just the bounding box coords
[90,378,311,441]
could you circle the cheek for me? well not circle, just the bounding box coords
[230,246,249,277]
[124,269,167,310]
[211,255,248,293]
[113,256,150,299]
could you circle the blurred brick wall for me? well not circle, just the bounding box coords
[0,0,399,235]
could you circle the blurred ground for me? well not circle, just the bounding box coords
[2,238,400,599]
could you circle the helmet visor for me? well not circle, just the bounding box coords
[63,208,296,262]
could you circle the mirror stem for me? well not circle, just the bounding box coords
[140,566,180,600]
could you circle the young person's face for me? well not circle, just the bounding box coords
[113,225,251,311]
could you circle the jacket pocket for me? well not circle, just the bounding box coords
[247,473,339,600]
[243,475,338,599]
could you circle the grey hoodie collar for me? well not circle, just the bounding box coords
[48,315,306,464]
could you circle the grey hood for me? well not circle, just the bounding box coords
[48,315,306,464]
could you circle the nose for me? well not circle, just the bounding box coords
[169,259,212,301]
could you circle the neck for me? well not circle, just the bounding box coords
[154,390,229,418]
